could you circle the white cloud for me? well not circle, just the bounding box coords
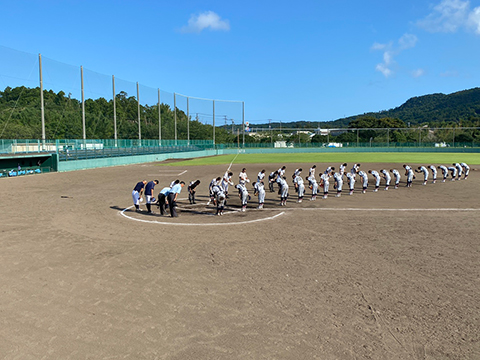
[376,63,393,78]
[440,70,460,77]
[412,69,425,78]
[372,33,418,78]
[371,42,388,50]
[467,6,480,34]
[180,11,230,33]
[399,33,418,49]
[417,0,480,34]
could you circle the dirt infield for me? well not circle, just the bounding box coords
[0,161,479,359]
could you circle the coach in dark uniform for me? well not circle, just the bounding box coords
[132,180,147,212]
[188,180,201,204]
[145,180,159,214]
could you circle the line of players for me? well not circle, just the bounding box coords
[206,162,470,214]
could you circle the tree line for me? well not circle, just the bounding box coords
[0,86,238,143]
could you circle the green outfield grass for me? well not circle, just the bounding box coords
[161,152,480,167]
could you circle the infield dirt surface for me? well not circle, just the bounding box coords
[0,160,479,359]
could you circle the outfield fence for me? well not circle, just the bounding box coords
[1,137,478,160]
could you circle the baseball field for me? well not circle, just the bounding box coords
[0,152,479,359]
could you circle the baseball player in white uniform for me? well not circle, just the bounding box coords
[358,170,368,193]
[236,182,249,211]
[461,162,470,179]
[403,165,414,187]
[453,163,463,180]
[333,171,343,197]
[293,173,305,202]
[339,163,347,176]
[368,170,381,192]
[253,180,266,209]
[324,166,334,175]
[438,165,448,182]
[320,171,331,199]
[208,177,221,205]
[239,168,249,185]
[255,169,266,196]
[292,168,302,179]
[415,166,429,185]
[447,165,457,181]
[276,166,286,193]
[351,163,360,175]
[278,176,289,206]
[307,166,318,200]
[222,171,234,196]
[346,172,355,195]
[268,170,277,192]
[390,169,401,189]
[380,169,391,190]
[212,183,226,215]
[428,165,438,183]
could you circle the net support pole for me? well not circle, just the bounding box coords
[81,66,86,141]
[213,99,216,146]
[242,101,245,147]
[137,82,141,144]
[187,96,190,145]
[158,88,161,145]
[39,54,45,149]
[112,75,117,146]
[174,92,177,145]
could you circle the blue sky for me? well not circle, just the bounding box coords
[1,0,480,125]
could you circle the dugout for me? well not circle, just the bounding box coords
[0,153,57,178]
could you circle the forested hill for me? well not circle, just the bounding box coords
[265,87,480,129]
[366,87,480,126]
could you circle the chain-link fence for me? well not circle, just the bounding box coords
[242,126,480,148]
[0,45,244,144]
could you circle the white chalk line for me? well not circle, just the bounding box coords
[120,205,286,226]
[147,169,187,177]
[253,207,480,212]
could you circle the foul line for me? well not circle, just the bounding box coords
[120,206,286,226]
[256,207,480,212]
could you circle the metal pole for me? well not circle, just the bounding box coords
[453,127,455,147]
[81,66,86,140]
[213,99,216,145]
[112,75,117,146]
[137,82,141,143]
[158,88,161,145]
[39,54,45,149]
[269,119,272,147]
[418,127,421,147]
[242,101,245,146]
[174,92,177,144]
[387,128,389,147]
[356,129,359,147]
[187,96,190,145]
